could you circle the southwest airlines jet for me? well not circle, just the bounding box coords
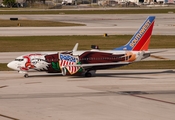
[7,16,155,77]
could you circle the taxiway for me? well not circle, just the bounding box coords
[0,69,175,120]
[0,14,175,36]
[0,13,175,120]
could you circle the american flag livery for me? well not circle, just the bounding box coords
[59,54,81,75]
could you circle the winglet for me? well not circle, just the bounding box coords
[114,16,155,51]
[72,43,79,52]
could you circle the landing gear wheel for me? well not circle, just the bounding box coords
[24,74,29,78]
[85,72,92,77]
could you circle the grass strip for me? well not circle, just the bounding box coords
[0,20,85,27]
[0,63,10,71]
[1,60,175,71]
[0,35,174,52]
[0,9,175,14]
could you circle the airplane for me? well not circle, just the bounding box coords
[7,16,156,78]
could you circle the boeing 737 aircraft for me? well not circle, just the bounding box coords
[7,16,156,77]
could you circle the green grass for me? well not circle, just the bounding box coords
[0,35,174,52]
[0,20,85,27]
[0,64,10,71]
[1,60,175,71]
[0,9,175,14]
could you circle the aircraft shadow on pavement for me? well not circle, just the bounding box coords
[97,69,174,76]
[70,70,175,79]
[25,70,174,78]
[28,73,63,78]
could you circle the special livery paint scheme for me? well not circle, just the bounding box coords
[7,16,156,77]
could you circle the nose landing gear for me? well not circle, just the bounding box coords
[18,71,29,78]
[24,74,29,78]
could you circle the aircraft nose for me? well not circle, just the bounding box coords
[7,61,18,70]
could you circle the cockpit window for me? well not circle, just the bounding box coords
[15,59,24,61]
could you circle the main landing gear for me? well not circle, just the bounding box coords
[85,72,92,77]
[84,70,96,77]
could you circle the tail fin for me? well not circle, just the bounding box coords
[114,16,155,51]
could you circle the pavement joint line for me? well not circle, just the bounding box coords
[25,82,42,84]
[0,85,8,88]
[118,91,175,105]
[0,114,19,120]
[131,94,175,105]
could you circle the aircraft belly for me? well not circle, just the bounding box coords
[88,64,126,70]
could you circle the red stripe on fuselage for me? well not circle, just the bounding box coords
[132,21,154,51]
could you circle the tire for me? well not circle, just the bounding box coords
[85,72,92,77]
[24,74,29,78]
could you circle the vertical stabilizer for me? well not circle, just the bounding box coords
[114,16,155,51]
